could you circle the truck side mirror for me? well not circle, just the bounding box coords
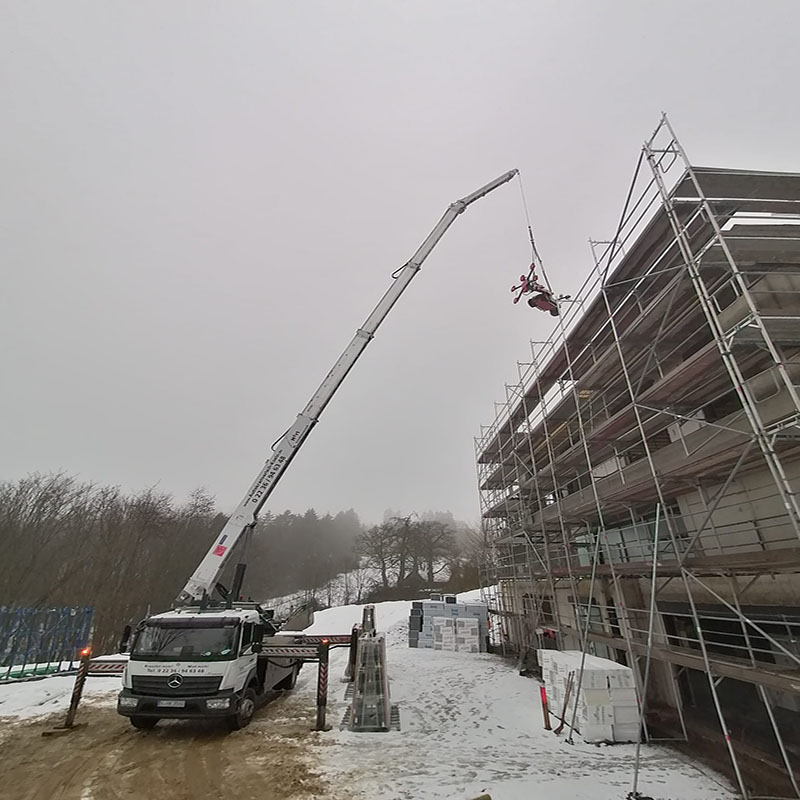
[251,641,262,654]
[253,623,264,642]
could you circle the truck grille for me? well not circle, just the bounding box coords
[131,675,222,696]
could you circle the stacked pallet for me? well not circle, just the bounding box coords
[455,617,481,652]
[539,649,639,742]
[408,595,488,652]
[433,617,456,650]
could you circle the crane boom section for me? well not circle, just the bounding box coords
[177,169,518,604]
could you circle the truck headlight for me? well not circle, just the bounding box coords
[206,698,231,710]
[118,696,139,708]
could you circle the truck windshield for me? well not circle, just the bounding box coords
[131,625,237,661]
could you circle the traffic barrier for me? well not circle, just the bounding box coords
[253,634,352,730]
[87,658,127,675]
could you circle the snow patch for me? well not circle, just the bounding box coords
[0,674,121,720]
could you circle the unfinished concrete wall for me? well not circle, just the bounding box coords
[675,453,800,556]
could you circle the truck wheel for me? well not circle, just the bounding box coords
[275,664,298,691]
[227,688,256,731]
[130,716,158,730]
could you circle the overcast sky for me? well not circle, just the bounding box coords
[3,1,800,526]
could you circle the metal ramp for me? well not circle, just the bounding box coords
[340,606,399,732]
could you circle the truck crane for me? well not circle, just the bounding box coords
[117,168,518,730]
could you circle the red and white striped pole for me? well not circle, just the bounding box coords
[315,639,331,731]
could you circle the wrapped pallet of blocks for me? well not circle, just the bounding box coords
[539,650,639,743]
[455,617,481,653]
[408,596,488,651]
[433,617,456,650]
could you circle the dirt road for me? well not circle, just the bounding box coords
[0,694,336,800]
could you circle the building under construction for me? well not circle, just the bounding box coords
[476,117,800,799]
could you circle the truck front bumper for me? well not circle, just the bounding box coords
[117,688,240,719]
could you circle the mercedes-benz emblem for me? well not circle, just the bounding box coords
[167,673,184,689]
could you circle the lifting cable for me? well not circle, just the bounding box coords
[516,172,554,293]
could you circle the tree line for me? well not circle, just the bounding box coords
[0,472,487,654]
[0,473,361,654]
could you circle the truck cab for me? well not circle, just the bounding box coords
[117,604,302,730]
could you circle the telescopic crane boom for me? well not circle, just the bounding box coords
[176,169,518,606]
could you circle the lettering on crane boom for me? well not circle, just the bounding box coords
[248,453,287,505]
[246,419,311,507]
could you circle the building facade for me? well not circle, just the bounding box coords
[476,118,800,797]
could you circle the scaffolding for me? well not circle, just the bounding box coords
[475,116,800,800]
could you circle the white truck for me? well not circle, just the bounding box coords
[117,169,517,730]
[117,604,309,730]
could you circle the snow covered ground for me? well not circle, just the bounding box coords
[0,589,733,800]
[301,590,733,800]
[0,674,120,721]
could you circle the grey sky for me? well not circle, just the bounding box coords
[3,1,800,526]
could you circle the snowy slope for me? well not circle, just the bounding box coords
[303,599,412,635]
[299,591,734,800]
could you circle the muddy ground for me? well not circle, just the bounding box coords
[0,693,341,800]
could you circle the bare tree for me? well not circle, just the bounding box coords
[417,520,458,584]
[348,562,375,604]
[357,523,397,589]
